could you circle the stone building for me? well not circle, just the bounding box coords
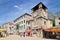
[14,13,32,37]
[27,2,52,37]
[2,22,16,35]
[1,2,53,38]
[13,2,52,37]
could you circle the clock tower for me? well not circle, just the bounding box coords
[31,2,49,37]
[31,2,48,19]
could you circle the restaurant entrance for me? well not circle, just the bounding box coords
[43,30,56,38]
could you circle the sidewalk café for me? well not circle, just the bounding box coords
[0,27,6,37]
[43,27,60,38]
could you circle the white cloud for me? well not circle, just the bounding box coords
[14,5,20,8]
[14,5,23,10]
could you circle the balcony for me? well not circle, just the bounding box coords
[27,24,30,27]
[32,25,38,29]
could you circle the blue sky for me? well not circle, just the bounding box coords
[0,0,60,25]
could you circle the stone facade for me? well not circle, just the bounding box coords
[2,2,53,37]
[28,2,53,37]
[2,22,16,35]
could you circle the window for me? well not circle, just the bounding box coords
[59,22,60,25]
[27,21,30,25]
[29,27,31,30]
[28,22,30,25]
[16,24,19,30]
[9,27,11,30]
[44,21,46,25]
[21,21,23,24]
[28,22,30,24]
[24,25,25,29]
[33,31,37,34]
[20,25,23,30]
[12,26,13,28]
[24,20,25,23]
[39,4,42,8]
[27,27,31,30]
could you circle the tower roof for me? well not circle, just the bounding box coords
[31,2,48,11]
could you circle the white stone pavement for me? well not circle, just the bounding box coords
[0,35,57,40]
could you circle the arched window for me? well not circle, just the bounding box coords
[29,27,31,30]
[44,21,46,25]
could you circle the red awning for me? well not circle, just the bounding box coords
[25,30,32,33]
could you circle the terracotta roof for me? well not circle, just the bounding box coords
[9,22,14,25]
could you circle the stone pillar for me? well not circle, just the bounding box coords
[41,30,43,38]
[25,33,27,37]
[25,33,26,37]
[31,31,33,37]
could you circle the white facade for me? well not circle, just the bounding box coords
[14,16,26,33]
[55,16,60,26]
[14,13,32,33]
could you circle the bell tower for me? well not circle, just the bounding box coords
[31,2,48,19]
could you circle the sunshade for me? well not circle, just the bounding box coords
[25,30,32,33]
[44,27,60,32]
